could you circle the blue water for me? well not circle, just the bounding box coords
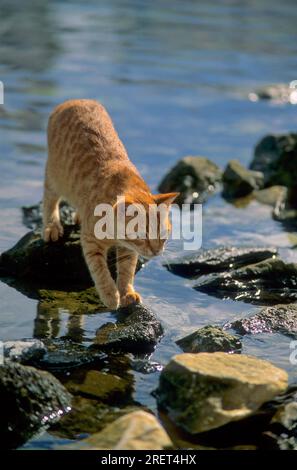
[1,0,297,449]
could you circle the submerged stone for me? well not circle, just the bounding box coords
[195,258,297,305]
[50,396,143,440]
[94,303,164,353]
[226,304,297,337]
[0,360,71,448]
[176,326,241,353]
[60,410,173,450]
[222,159,264,199]
[166,246,277,279]
[158,156,222,205]
[157,352,288,434]
[36,339,104,370]
[3,339,46,364]
[66,369,131,402]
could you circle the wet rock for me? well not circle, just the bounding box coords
[222,159,264,199]
[0,360,71,448]
[3,339,47,363]
[22,200,76,230]
[254,186,287,207]
[36,339,104,371]
[166,246,277,279]
[176,326,241,353]
[157,352,288,434]
[0,226,144,287]
[66,370,131,402]
[249,84,297,104]
[195,258,297,305]
[61,410,173,450]
[226,304,297,337]
[158,156,222,205]
[94,303,163,353]
[250,133,297,187]
[51,396,143,440]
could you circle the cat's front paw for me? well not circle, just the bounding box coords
[120,290,142,307]
[43,222,64,242]
[101,288,120,310]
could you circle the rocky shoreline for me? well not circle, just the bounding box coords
[1,129,297,450]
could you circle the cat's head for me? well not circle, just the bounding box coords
[114,192,179,258]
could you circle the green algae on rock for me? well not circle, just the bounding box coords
[157,352,288,434]
[176,326,241,353]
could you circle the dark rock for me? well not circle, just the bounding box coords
[176,326,241,353]
[0,227,144,287]
[158,156,222,205]
[195,258,297,305]
[3,339,46,363]
[165,246,277,279]
[0,361,71,448]
[222,159,264,199]
[226,304,297,337]
[94,303,164,353]
[22,200,76,230]
[250,133,297,187]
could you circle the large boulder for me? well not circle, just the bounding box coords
[195,258,297,305]
[158,156,222,205]
[250,133,297,187]
[222,160,264,199]
[0,361,71,448]
[60,410,173,450]
[94,303,164,353]
[157,353,288,434]
[226,304,297,337]
[166,246,277,278]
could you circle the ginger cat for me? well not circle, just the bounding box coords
[43,99,178,309]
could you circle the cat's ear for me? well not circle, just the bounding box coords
[153,192,179,206]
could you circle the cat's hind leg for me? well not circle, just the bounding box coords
[42,182,64,242]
